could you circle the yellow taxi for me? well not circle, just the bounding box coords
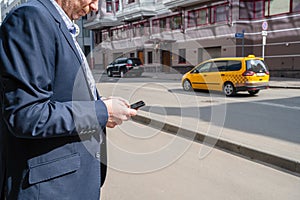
[181,55,269,96]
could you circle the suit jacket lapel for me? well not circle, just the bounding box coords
[36,0,95,100]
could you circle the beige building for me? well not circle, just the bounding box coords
[2,0,300,77]
[84,0,300,77]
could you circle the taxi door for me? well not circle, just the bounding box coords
[203,61,227,91]
[189,62,212,90]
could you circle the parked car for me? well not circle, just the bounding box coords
[106,57,144,77]
[181,55,270,96]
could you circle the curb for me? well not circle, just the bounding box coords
[269,85,300,89]
[132,114,300,176]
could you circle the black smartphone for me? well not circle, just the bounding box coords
[130,100,145,110]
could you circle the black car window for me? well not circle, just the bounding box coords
[130,58,142,65]
[211,61,227,72]
[116,58,127,64]
[227,61,242,71]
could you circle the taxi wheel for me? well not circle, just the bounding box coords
[248,90,260,96]
[223,82,236,96]
[183,79,193,91]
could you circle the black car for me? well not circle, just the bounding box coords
[106,57,144,77]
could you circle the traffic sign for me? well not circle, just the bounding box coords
[235,32,244,39]
[262,21,268,31]
[262,31,268,36]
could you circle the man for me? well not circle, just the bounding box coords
[0,0,137,199]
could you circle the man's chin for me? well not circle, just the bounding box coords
[71,14,82,20]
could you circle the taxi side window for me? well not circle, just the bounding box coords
[212,61,227,72]
[192,62,211,73]
[198,62,212,72]
[227,61,242,71]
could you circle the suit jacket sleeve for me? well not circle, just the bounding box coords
[0,5,108,138]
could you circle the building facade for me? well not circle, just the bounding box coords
[85,0,300,77]
[2,0,300,77]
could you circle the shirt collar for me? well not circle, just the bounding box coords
[49,0,75,34]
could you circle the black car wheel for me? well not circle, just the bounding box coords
[107,69,113,77]
[223,82,236,96]
[183,79,193,91]
[120,69,126,78]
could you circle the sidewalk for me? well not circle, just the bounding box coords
[269,77,300,89]
[102,123,300,200]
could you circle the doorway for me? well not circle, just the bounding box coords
[162,50,171,72]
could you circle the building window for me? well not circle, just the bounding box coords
[266,0,290,16]
[239,0,264,19]
[128,0,135,4]
[148,52,153,64]
[106,0,112,13]
[188,9,207,27]
[211,4,229,23]
[188,4,228,27]
[96,30,103,44]
[132,24,138,37]
[240,0,299,17]
[152,19,160,33]
[188,11,197,27]
[293,0,300,12]
[292,0,300,12]
[83,29,90,37]
[179,49,186,64]
[115,0,120,12]
[171,15,182,30]
[159,18,167,31]
[143,21,150,35]
[197,9,207,25]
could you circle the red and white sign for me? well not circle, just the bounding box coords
[262,21,268,31]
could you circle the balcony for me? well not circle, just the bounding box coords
[117,0,157,22]
[84,2,124,30]
[84,15,124,30]
[163,0,209,11]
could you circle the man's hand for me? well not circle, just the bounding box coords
[102,97,137,128]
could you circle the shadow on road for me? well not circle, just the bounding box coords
[140,96,300,144]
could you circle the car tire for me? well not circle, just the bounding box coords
[107,69,113,77]
[120,69,126,78]
[248,90,260,96]
[183,79,193,91]
[223,82,236,96]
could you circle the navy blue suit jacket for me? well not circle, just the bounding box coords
[0,0,108,199]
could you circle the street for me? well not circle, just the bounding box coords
[96,73,300,163]
[96,71,300,199]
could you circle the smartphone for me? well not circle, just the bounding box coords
[130,100,145,110]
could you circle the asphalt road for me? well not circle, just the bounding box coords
[96,75,300,172]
